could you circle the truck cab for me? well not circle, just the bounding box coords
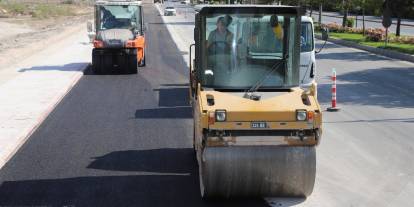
[300,16,316,88]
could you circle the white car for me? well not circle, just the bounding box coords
[164,7,176,16]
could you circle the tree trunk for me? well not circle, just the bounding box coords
[396,17,401,36]
[309,0,313,17]
[362,7,365,36]
[342,9,348,27]
[355,15,358,28]
[342,0,348,27]
[318,3,322,25]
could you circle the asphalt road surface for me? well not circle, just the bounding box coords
[0,2,414,207]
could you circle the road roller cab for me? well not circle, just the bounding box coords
[189,5,322,198]
[89,0,146,74]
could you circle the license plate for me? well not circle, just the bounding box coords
[251,122,268,129]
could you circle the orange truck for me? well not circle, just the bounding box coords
[88,0,146,74]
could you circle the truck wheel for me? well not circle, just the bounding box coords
[129,62,138,74]
[92,52,103,74]
[129,66,138,74]
[127,52,138,74]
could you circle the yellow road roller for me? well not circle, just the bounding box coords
[189,5,322,198]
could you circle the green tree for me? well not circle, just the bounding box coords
[388,0,414,36]
[351,0,366,34]
[341,0,352,27]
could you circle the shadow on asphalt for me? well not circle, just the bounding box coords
[83,64,141,75]
[135,106,192,119]
[160,83,189,87]
[135,86,192,119]
[0,148,272,207]
[265,197,306,207]
[318,67,414,108]
[316,51,390,61]
[82,64,94,75]
[87,148,195,173]
[18,63,89,72]
[0,175,270,206]
[155,87,190,107]
[315,42,342,49]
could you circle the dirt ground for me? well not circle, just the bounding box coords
[0,5,93,67]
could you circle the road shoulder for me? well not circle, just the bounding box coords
[316,34,414,63]
[0,22,91,169]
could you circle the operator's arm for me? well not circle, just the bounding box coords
[273,24,283,40]
[226,31,234,45]
[206,30,215,49]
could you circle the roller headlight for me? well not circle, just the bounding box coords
[215,110,227,122]
[296,110,307,121]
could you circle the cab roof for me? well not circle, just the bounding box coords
[95,0,142,6]
[301,16,313,23]
[194,4,304,16]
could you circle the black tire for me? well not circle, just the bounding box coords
[92,48,138,74]
[92,49,103,74]
[91,64,101,75]
[129,65,138,74]
[127,58,138,74]
[126,50,138,74]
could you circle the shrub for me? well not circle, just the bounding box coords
[321,22,414,44]
[321,22,363,34]
[314,24,321,32]
[365,28,385,42]
[345,27,363,34]
[1,3,27,15]
[30,4,74,18]
[62,0,75,4]
[322,23,345,33]
[346,17,355,27]
[389,36,414,44]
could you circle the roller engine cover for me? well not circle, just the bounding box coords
[96,29,135,48]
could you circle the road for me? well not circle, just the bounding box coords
[0,1,413,206]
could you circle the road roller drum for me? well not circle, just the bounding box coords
[199,146,316,198]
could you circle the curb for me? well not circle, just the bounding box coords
[0,66,86,170]
[315,34,414,63]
